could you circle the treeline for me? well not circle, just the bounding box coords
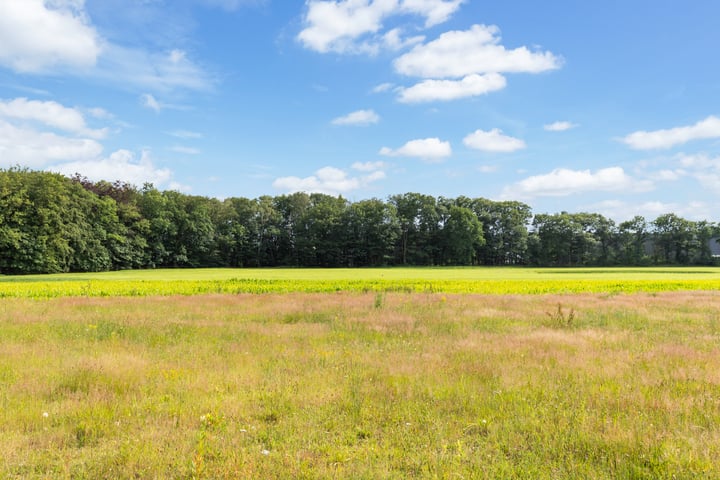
[1,168,718,274]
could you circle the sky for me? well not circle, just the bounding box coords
[1,0,720,222]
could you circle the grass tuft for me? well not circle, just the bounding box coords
[544,303,576,328]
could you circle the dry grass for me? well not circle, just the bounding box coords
[2,291,720,478]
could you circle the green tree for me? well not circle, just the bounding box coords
[342,198,400,266]
[652,213,694,264]
[437,200,484,265]
[472,198,531,265]
[618,216,649,266]
[389,193,440,265]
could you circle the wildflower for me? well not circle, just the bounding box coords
[42,412,49,418]
[261,449,270,455]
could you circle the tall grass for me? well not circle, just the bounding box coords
[2,292,720,477]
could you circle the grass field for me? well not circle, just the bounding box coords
[2,268,720,478]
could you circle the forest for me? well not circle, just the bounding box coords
[0,168,718,274]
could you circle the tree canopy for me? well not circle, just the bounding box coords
[1,168,718,274]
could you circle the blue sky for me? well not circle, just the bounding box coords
[1,0,720,221]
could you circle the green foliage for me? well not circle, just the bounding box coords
[2,168,719,273]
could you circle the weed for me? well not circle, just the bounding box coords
[544,303,576,328]
[374,292,385,309]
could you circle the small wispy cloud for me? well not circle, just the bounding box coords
[168,130,204,139]
[170,146,201,155]
[544,121,578,132]
[380,137,452,162]
[463,128,525,152]
[371,82,394,94]
[140,93,190,113]
[331,109,380,126]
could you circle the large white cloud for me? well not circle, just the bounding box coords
[0,97,107,138]
[379,137,452,161]
[48,149,176,188]
[0,119,103,168]
[463,128,525,153]
[621,116,720,150]
[273,164,386,195]
[398,73,506,103]
[331,109,380,126]
[0,97,111,168]
[502,167,652,199]
[298,0,463,54]
[0,96,180,188]
[0,0,101,72]
[0,1,212,93]
[298,0,400,53]
[394,24,562,78]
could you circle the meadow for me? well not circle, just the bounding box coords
[2,268,720,478]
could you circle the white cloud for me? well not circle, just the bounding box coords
[677,152,720,170]
[674,153,720,191]
[371,82,394,93]
[298,0,463,54]
[331,109,380,126]
[621,116,720,150]
[463,128,525,153]
[99,46,213,93]
[0,0,212,94]
[544,121,578,132]
[170,146,201,155]
[140,93,190,113]
[478,165,498,173]
[381,28,425,51]
[48,149,176,188]
[141,94,162,112]
[502,167,652,199]
[0,119,103,167]
[401,0,465,27]
[87,107,113,120]
[650,169,683,181]
[0,98,107,138]
[587,200,712,223]
[379,137,451,162]
[352,160,387,171]
[394,24,562,78]
[0,0,101,73]
[168,130,204,139]
[398,73,506,103]
[0,96,180,188]
[298,0,397,54]
[273,165,385,195]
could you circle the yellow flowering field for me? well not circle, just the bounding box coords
[2,267,720,297]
